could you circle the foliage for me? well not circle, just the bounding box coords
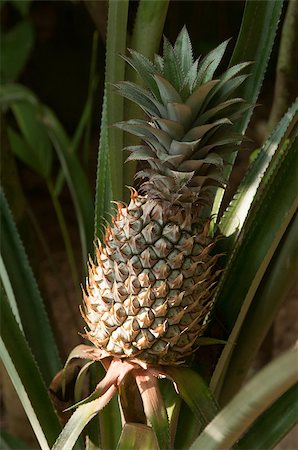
[0,0,297,449]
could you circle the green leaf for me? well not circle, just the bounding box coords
[218,211,298,403]
[213,0,284,216]
[220,98,298,239]
[195,40,230,87]
[174,26,193,76]
[0,295,61,449]
[167,367,218,424]
[167,367,219,449]
[52,385,117,450]
[190,346,298,450]
[41,106,94,261]
[0,188,61,384]
[105,0,129,202]
[116,423,159,450]
[0,83,37,108]
[210,133,298,399]
[10,101,53,178]
[7,126,40,174]
[94,88,113,238]
[159,380,181,449]
[123,0,169,192]
[229,0,284,134]
[235,383,298,450]
[0,20,34,82]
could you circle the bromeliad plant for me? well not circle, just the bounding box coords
[1,1,298,449]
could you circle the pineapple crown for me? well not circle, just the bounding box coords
[115,27,251,206]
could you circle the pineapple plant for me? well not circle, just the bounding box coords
[2,1,297,448]
[48,29,252,449]
[81,27,249,366]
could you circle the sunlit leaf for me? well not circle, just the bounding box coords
[117,423,159,450]
[0,295,61,449]
[52,385,117,450]
[0,188,61,383]
[235,383,298,450]
[191,346,298,450]
[210,134,298,398]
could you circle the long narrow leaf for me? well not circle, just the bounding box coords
[167,367,219,424]
[0,83,38,108]
[169,367,219,449]
[123,0,169,190]
[94,0,129,235]
[53,385,117,450]
[11,101,53,178]
[191,345,298,450]
[94,89,113,238]
[117,423,159,450]
[220,99,298,240]
[229,0,284,135]
[219,211,298,403]
[213,0,284,216]
[0,295,61,449]
[0,189,60,383]
[41,106,94,261]
[210,134,298,398]
[236,383,298,450]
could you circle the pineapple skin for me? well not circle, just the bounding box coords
[83,191,219,365]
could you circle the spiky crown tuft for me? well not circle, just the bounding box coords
[115,27,251,206]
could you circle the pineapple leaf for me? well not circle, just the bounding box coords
[125,145,156,161]
[220,61,252,84]
[219,211,298,405]
[235,383,298,450]
[0,294,61,449]
[117,423,159,450]
[220,98,298,239]
[116,120,171,150]
[163,37,184,92]
[122,0,169,192]
[211,74,250,105]
[191,346,298,450]
[0,82,37,108]
[52,386,117,450]
[166,367,219,426]
[124,50,160,98]
[185,80,220,119]
[41,105,94,261]
[114,81,165,117]
[154,74,182,104]
[210,129,298,399]
[195,39,230,87]
[95,88,113,238]
[154,118,184,140]
[174,26,194,76]
[0,189,61,383]
[195,98,244,125]
[181,59,199,98]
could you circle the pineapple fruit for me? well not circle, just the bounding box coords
[82,28,249,366]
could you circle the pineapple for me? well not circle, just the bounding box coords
[82,28,249,366]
